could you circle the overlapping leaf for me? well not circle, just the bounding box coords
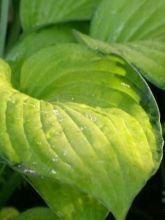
[30,177,108,220]
[6,23,85,88]
[0,44,163,219]
[15,207,58,220]
[20,0,100,30]
[0,207,19,220]
[90,0,165,89]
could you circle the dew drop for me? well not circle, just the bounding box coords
[66,163,72,169]
[115,26,123,34]
[53,109,60,116]
[17,164,22,169]
[28,103,37,108]
[53,109,63,122]
[63,150,67,156]
[85,112,97,122]
[9,99,16,104]
[121,82,130,88]
[80,126,84,131]
[52,157,58,162]
[23,168,37,176]
[16,164,38,176]
[56,211,63,218]
[55,131,63,137]
[51,169,56,175]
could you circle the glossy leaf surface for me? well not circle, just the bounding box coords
[20,0,100,30]
[90,0,165,89]
[0,44,163,219]
[6,23,83,88]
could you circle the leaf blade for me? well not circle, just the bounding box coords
[0,44,163,219]
[20,0,101,30]
[90,0,165,88]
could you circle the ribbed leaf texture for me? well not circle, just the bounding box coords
[90,0,165,89]
[0,44,163,220]
[6,22,85,88]
[20,0,100,30]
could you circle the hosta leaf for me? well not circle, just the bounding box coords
[6,22,86,88]
[15,207,58,220]
[91,0,165,42]
[111,40,165,89]
[0,44,163,220]
[90,0,165,89]
[29,177,108,220]
[20,0,100,30]
[75,32,165,89]
[0,207,19,220]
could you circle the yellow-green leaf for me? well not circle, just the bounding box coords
[0,44,163,219]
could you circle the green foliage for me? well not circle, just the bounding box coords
[0,207,19,220]
[0,164,22,208]
[0,46,163,219]
[15,207,58,220]
[0,0,164,219]
[6,22,88,88]
[20,0,100,30]
[90,0,165,89]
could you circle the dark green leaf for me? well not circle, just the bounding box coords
[15,207,58,220]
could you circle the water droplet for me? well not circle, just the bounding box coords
[9,98,16,104]
[56,211,63,218]
[66,163,72,169]
[80,126,84,131]
[51,169,56,175]
[63,150,67,156]
[85,112,97,122]
[53,109,63,122]
[121,82,130,88]
[23,168,37,176]
[55,131,63,137]
[52,157,58,162]
[53,109,60,116]
[71,97,74,101]
[27,103,37,108]
[115,26,123,34]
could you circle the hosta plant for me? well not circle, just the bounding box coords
[0,0,164,219]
